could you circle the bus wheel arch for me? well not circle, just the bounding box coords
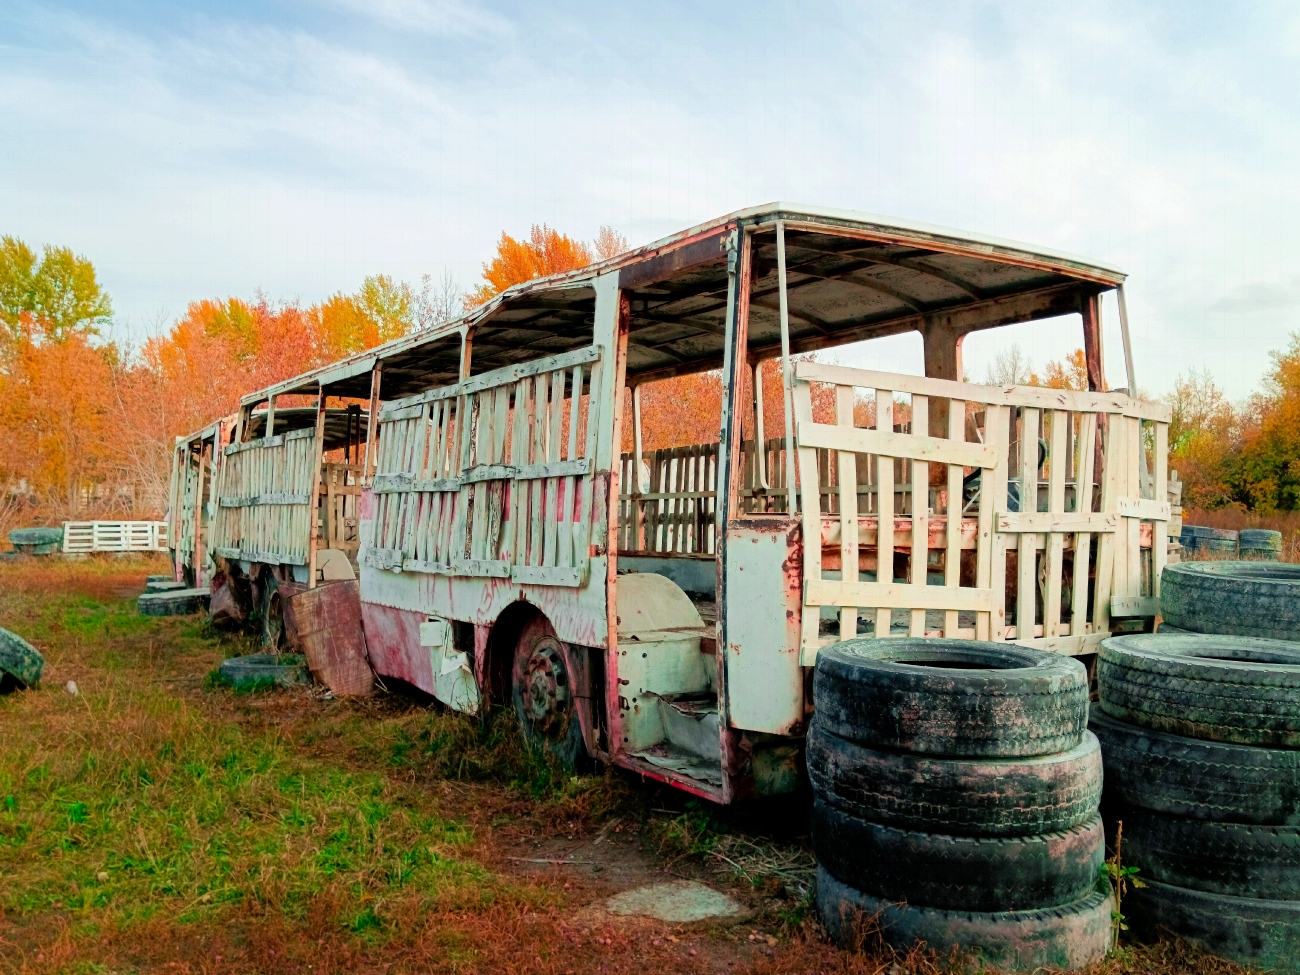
[485,601,602,770]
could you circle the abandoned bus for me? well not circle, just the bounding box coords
[169,404,370,646]
[180,203,1172,803]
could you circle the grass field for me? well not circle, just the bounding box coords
[0,557,1258,975]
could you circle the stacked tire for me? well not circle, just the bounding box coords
[1091,633,1300,972]
[1161,561,1300,642]
[810,638,1113,971]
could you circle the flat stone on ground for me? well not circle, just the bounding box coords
[603,880,745,923]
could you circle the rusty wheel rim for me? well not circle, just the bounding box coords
[523,636,569,736]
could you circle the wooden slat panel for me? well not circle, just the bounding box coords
[795,360,1172,422]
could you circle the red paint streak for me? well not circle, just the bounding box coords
[361,602,435,696]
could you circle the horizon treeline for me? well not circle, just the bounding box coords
[1,226,1297,539]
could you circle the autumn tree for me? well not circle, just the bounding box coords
[466,225,629,308]
[0,236,112,347]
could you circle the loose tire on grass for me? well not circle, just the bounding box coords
[807,718,1103,836]
[144,579,187,594]
[1161,561,1300,641]
[1090,709,1300,825]
[1116,804,1300,900]
[138,588,209,617]
[1125,879,1300,974]
[815,866,1113,970]
[813,638,1088,758]
[218,654,309,689]
[1098,633,1300,748]
[812,799,1103,913]
[0,626,44,689]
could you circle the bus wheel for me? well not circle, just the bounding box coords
[511,616,585,771]
[260,573,287,652]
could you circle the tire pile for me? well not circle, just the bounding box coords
[810,638,1113,971]
[1092,632,1300,972]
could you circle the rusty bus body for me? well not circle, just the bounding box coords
[176,204,1171,802]
[169,405,369,638]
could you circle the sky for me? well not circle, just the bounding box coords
[3,1,1299,399]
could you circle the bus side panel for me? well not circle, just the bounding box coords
[361,601,436,695]
[357,488,610,692]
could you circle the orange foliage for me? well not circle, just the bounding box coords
[466,225,629,308]
[0,332,124,518]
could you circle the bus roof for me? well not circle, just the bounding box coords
[243,203,1126,405]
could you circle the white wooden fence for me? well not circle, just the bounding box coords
[63,521,168,554]
[793,361,1171,663]
[367,345,602,588]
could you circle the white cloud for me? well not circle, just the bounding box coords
[324,0,511,38]
[1,1,1298,399]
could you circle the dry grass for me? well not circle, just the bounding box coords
[0,556,1262,975]
[1182,507,1300,561]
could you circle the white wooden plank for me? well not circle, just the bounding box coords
[835,385,859,640]
[944,399,965,638]
[512,564,585,587]
[998,512,1119,533]
[1071,412,1098,639]
[806,577,997,613]
[1044,410,1067,638]
[1153,422,1169,602]
[982,404,1011,641]
[794,360,1171,422]
[1013,632,1106,656]
[875,389,895,637]
[793,380,823,664]
[1016,408,1039,642]
[1117,498,1172,521]
[1112,595,1158,617]
[797,421,998,470]
[910,394,929,637]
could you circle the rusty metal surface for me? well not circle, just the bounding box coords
[361,601,433,694]
[285,580,373,696]
[723,520,804,736]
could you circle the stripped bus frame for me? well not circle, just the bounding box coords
[177,203,1170,803]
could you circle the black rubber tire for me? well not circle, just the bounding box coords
[1125,879,1300,974]
[1162,561,1300,641]
[0,626,44,688]
[218,653,309,689]
[138,588,209,617]
[511,616,587,771]
[259,573,288,651]
[815,865,1113,970]
[1114,803,1300,900]
[145,579,188,594]
[1098,633,1300,748]
[813,638,1088,758]
[1090,709,1300,825]
[807,718,1102,837]
[812,799,1103,913]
